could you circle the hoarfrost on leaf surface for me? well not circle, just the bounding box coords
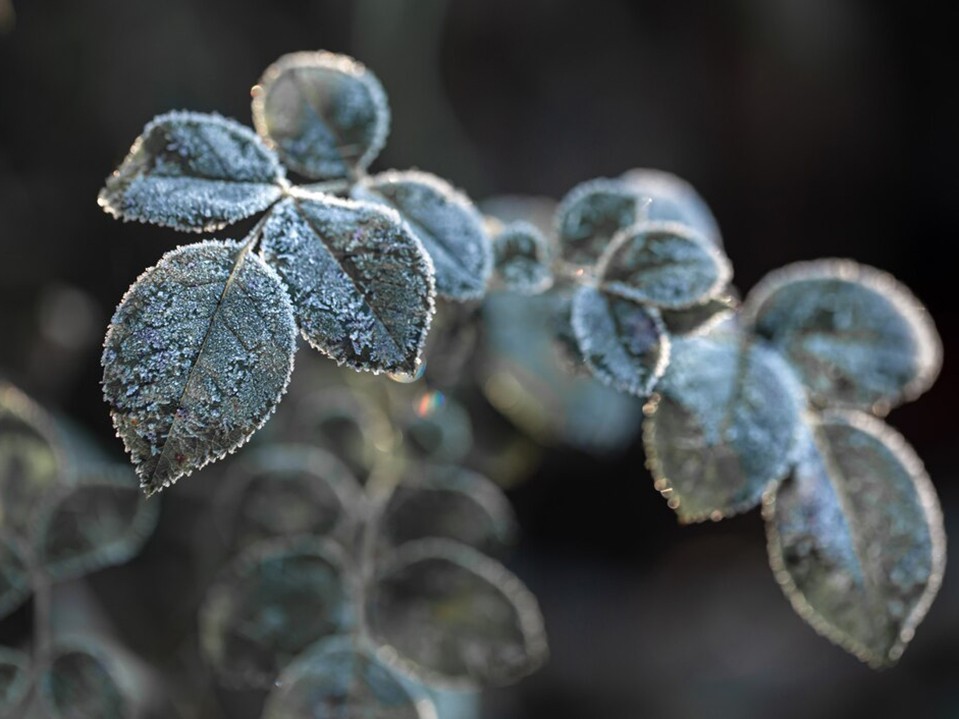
[764,411,945,667]
[101,239,298,495]
[660,294,737,337]
[98,111,285,232]
[491,221,553,295]
[554,178,646,267]
[260,196,435,374]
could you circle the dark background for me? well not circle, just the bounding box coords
[2,1,958,718]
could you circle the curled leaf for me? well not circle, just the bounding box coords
[743,260,942,413]
[491,221,553,295]
[643,333,805,523]
[39,642,127,719]
[102,239,298,494]
[253,51,389,181]
[555,178,645,267]
[597,221,731,309]
[261,196,435,375]
[98,112,284,232]
[570,286,669,398]
[0,646,31,715]
[619,168,723,248]
[764,412,945,667]
[353,170,492,301]
[366,539,548,687]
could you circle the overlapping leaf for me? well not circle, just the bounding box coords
[619,168,724,248]
[98,112,285,232]
[554,178,646,267]
[491,221,553,295]
[659,294,737,336]
[39,643,127,719]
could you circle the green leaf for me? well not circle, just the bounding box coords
[743,260,942,413]
[0,536,29,621]
[0,645,30,715]
[491,221,553,295]
[555,178,644,267]
[261,196,435,375]
[597,221,731,309]
[764,411,945,667]
[102,239,298,495]
[199,537,352,688]
[263,636,435,719]
[253,51,390,181]
[98,112,284,232]
[619,168,724,248]
[570,286,669,398]
[39,642,127,719]
[366,539,548,687]
[643,333,806,522]
[353,171,492,301]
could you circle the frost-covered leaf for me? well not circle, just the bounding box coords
[199,537,352,688]
[215,444,363,550]
[619,168,723,248]
[643,333,806,523]
[570,286,668,398]
[764,412,945,667]
[263,636,435,719]
[102,240,297,494]
[743,260,942,413]
[39,643,126,719]
[0,536,29,621]
[0,646,31,715]
[366,539,548,687]
[554,178,645,267]
[482,291,644,454]
[375,466,517,557]
[98,112,284,232]
[261,196,434,374]
[660,293,737,336]
[491,221,553,295]
[399,391,473,464]
[353,171,492,301]
[597,221,731,309]
[252,51,389,181]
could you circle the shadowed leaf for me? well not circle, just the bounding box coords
[0,647,30,715]
[660,294,737,336]
[555,178,645,267]
[491,221,553,295]
[0,536,29,622]
[39,643,126,719]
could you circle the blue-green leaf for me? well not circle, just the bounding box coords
[491,221,553,295]
[555,178,645,267]
[764,411,945,667]
[98,112,284,232]
[0,646,31,715]
[597,222,731,309]
[263,636,435,719]
[643,333,806,523]
[199,537,352,688]
[253,51,389,181]
[39,642,126,719]
[101,239,298,495]
[620,168,723,248]
[743,260,942,413]
[366,539,548,687]
[570,286,669,398]
[261,196,435,375]
[353,171,492,301]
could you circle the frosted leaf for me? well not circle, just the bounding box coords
[366,539,548,687]
[261,196,435,374]
[570,286,669,398]
[215,444,364,550]
[597,222,732,309]
[0,647,31,715]
[619,168,723,248]
[98,112,284,232]
[253,51,389,181]
[38,465,159,582]
[0,382,65,540]
[375,465,517,557]
[399,391,473,464]
[643,334,806,523]
[743,260,942,413]
[102,240,297,494]
[482,291,644,454]
[39,643,126,719]
[0,536,29,622]
[554,178,645,267]
[199,537,352,688]
[491,221,553,295]
[660,293,737,336]
[764,412,945,667]
[353,171,492,301]
[263,636,435,719]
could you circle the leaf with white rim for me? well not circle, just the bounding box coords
[366,538,548,687]
[252,51,390,181]
[353,170,492,301]
[659,293,738,337]
[743,260,942,413]
[491,221,553,295]
[643,333,806,523]
[260,195,435,375]
[597,221,732,309]
[98,112,285,232]
[764,411,945,667]
[619,168,724,248]
[554,177,646,267]
[101,239,298,495]
[570,285,669,398]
